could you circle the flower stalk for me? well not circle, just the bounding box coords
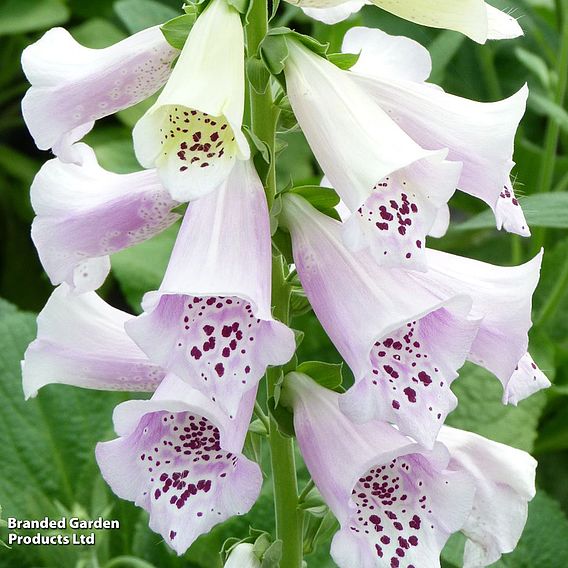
[246,1,303,565]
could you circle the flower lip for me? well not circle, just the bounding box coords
[96,375,262,555]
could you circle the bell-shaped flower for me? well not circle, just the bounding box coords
[225,543,261,568]
[438,426,536,567]
[21,26,177,161]
[343,27,530,237]
[22,283,165,399]
[414,248,546,403]
[281,193,479,447]
[96,373,262,555]
[31,143,180,293]
[133,0,249,201]
[286,0,522,43]
[126,160,295,418]
[284,39,462,270]
[282,372,476,568]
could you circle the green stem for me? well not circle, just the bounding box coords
[536,11,568,196]
[266,257,303,568]
[246,0,278,206]
[532,0,568,251]
[254,401,270,432]
[245,2,303,566]
[298,479,315,504]
[476,44,502,101]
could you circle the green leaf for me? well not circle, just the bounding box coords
[160,13,197,50]
[454,193,568,231]
[267,396,295,438]
[0,0,69,35]
[290,288,312,317]
[327,51,360,71]
[227,0,249,14]
[71,19,126,49]
[272,228,294,265]
[277,96,298,133]
[428,30,465,84]
[0,301,125,562]
[260,33,289,76]
[303,509,339,558]
[114,0,179,34]
[515,47,552,89]
[246,56,271,95]
[447,363,546,452]
[244,125,271,163]
[290,185,340,209]
[287,185,341,221]
[269,28,329,58]
[260,539,283,568]
[528,91,568,134]
[296,361,343,390]
[112,223,179,312]
[532,237,568,347]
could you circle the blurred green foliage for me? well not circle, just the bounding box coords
[0,0,567,566]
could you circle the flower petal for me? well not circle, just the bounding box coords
[21,26,176,157]
[348,29,528,234]
[284,40,460,268]
[302,0,367,25]
[31,143,180,291]
[127,161,295,418]
[422,248,543,393]
[70,257,112,294]
[22,284,165,399]
[486,3,523,40]
[495,182,530,237]
[343,26,432,83]
[369,0,489,43]
[96,374,261,555]
[504,352,551,405]
[342,156,461,270]
[438,426,536,567]
[133,0,249,201]
[283,373,475,568]
[282,194,479,447]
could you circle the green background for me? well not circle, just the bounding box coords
[0,0,567,566]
